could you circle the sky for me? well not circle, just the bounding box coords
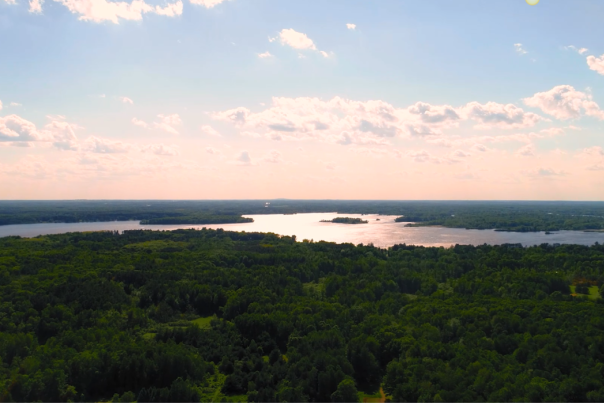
[1,0,604,200]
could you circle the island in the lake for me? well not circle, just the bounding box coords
[320,217,368,224]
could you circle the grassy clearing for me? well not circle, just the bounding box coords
[303,278,326,299]
[191,315,216,329]
[142,332,156,340]
[570,285,601,300]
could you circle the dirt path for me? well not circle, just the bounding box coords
[362,387,386,403]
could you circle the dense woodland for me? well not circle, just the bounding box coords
[2,200,604,232]
[1,229,604,402]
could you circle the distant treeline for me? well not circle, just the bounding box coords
[320,217,368,224]
[1,200,604,232]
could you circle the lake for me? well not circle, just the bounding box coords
[1,213,603,248]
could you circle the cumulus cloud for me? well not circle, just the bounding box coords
[0,100,3,111]
[154,114,182,134]
[132,118,148,128]
[450,149,471,158]
[258,51,273,59]
[461,102,545,129]
[586,54,604,76]
[47,120,80,150]
[0,115,53,143]
[346,23,356,30]
[29,0,43,13]
[271,28,316,50]
[200,125,221,137]
[516,143,535,157]
[205,147,220,155]
[120,96,134,104]
[189,0,227,7]
[212,96,544,146]
[537,168,565,177]
[235,151,252,166]
[262,150,283,163]
[523,85,604,120]
[83,136,131,153]
[563,45,588,55]
[270,28,332,57]
[53,0,183,24]
[141,143,179,156]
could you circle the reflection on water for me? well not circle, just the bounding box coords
[0,213,603,248]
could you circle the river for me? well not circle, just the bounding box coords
[1,213,603,248]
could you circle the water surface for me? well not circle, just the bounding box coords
[1,213,603,247]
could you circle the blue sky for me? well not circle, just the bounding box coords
[1,0,604,199]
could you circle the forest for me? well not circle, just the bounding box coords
[2,200,604,232]
[1,228,604,402]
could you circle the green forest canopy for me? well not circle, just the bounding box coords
[1,228,604,402]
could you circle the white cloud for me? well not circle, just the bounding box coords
[0,115,53,143]
[53,0,183,24]
[83,136,131,153]
[205,147,220,155]
[461,102,545,129]
[450,149,471,158]
[154,114,181,134]
[514,43,527,55]
[258,51,273,59]
[263,149,283,163]
[212,96,544,146]
[471,143,489,153]
[9,102,22,107]
[189,0,227,7]
[132,118,148,128]
[2,0,16,5]
[29,0,43,13]
[563,45,588,55]
[586,54,604,76]
[47,120,80,150]
[120,96,134,104]
[516,143,535,157]
[537,168,565,177]
[346,23,356,30]
[0,100,3,111]
[200,125,221,137]
[271,29,316,50]
[523,85,604,120]
[141,143,179,156]
[235,151,252,166]
[270,28,332,57]
[407,150,434,163]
